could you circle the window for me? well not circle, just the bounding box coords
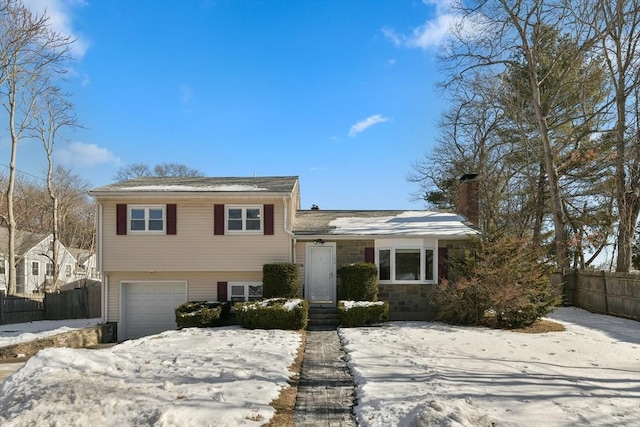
[226,206,262,233]
[66,265,72,277]
[32,261,39,275]
[229,282,263,302]
[129,206,165,233]
[46,263,54,277]
[376,241,437,283]
[0,258,5,275]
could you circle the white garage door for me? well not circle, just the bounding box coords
[123,282,187,340]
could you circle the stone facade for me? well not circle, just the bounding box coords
[336,240,374,267]
[378,283,438,321]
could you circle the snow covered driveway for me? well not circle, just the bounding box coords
[0,326,301,427]
[340,307,640,426]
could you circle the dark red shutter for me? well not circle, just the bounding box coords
[116,204,127,235]
[364,247,375,263]
[166,204,177,235]
[217,281,228,302]
[264,204,274,235]
[438,247,449,282]
[214,204,225,235]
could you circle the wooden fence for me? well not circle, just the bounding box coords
[552,270,640,321]
[0,286,101,325]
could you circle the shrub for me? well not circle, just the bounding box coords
[338,300,389,327]
[339,263,378,301]
[434,234,560,328]
[235,298,308,330]
[263,263,299,298]
[175,301,231,329]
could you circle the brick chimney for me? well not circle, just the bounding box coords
[457,174,479,225]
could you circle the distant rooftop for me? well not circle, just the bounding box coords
[90,176,299,195]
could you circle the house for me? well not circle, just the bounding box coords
[67,248,101,282]
[0,228,79,294]
[90,176,478,340]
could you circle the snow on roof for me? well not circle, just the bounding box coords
[326,211,477,236]
[118,184,269,192]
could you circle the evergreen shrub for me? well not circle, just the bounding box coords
[175,301,231,329]
[339,263,378,301]
[433,234,560,328]
[235,298,308,330]
[338,300,389,327]
[263,263,299,298]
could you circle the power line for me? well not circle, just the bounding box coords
[0,162,47,182]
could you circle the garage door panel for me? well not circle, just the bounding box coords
[124,282,186,340]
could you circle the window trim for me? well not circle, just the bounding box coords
[225,205,263,234]
[128,205,166,234]
[32,261,40,276]
[228,282,263,302]
[375,239,437,284]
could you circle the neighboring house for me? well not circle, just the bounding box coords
[90,176,479,340]
[68,248,101,282]
[0,228,78,294]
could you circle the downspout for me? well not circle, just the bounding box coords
[97,201,107,324]
[283,196,297,264]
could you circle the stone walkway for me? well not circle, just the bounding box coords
[294,329,357,426]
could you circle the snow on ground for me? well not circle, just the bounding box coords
[340,307,640,427]
[0,318,101,348]
[0,326,301,427]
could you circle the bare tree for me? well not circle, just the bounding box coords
[0,0,74,294]
[30,84,79,290]
[114,162,204,181]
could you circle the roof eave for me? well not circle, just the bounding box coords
[89,190,295,199]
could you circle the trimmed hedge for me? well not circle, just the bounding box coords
[338,300,389,327]
[339,263,378,301]
[235,298,308,330]
[175,301,231,329]
[263,263,299,298]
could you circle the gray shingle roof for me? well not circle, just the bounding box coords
[292,210,478,237]
[0,228,49,256]
[90,176,299,195]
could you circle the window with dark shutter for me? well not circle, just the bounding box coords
[214,204,225,235]
[217,281,228,301]
[116,204,127,235]
[263,204,274,235]
[166,204,177,235]
[364,247,375,263]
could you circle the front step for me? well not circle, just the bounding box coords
[307,306,339,330]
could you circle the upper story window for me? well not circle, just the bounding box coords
[0,258,5,275]
[129,205,165,233]
[226,206,262,233]
[46,263,54,277]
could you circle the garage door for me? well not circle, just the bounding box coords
[123,282,187,340]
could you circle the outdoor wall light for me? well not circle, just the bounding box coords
[313,239,325,245]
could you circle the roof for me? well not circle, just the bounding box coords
[0,228,50,256]
[90,176,299,196]
[292,210,478,238]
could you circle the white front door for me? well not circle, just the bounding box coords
[306,243,336,304]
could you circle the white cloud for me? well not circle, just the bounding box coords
[56,142,121,167]
[382,0,460,50]
[23,0,90,60]
[348,114,390,138]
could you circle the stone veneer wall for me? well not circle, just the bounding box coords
[378,283,438,321]
[336,240,374,267]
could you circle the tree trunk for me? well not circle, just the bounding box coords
[7,84,18,295]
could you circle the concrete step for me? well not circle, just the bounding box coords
[308,307,339,330]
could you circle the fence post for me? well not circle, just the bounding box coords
[0,291,4,324]
[602,271,609,315]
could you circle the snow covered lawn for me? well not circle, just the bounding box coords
[0,318,101,348]
[0,326,301,427]
[340,307,640,426]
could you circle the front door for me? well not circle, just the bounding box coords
[306,243,336,304]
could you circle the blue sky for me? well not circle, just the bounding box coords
[7,0,456,210]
